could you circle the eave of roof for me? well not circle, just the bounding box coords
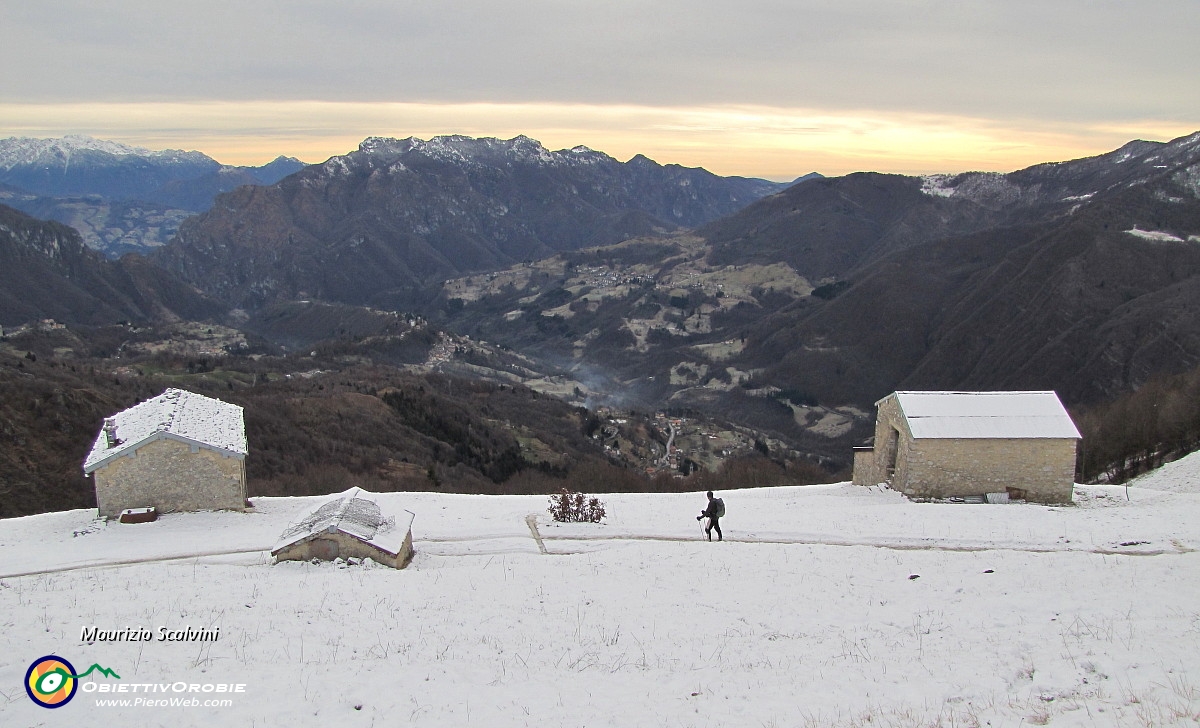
[83,431,247,474]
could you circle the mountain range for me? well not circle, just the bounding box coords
[154,135,791,309]
[4,131,1200,467]
[0,135,304,256]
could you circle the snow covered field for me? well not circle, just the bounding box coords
[2,457,1199,727]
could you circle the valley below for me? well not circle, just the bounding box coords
[5,130,1200,517]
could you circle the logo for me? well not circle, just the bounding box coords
[25,655,120,709]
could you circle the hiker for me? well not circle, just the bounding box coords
[697,490,724,541]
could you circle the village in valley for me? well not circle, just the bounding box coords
[441,234,816,351]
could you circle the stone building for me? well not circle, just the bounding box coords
[852,391,1080,503]
[83,388,248,518]
[272,488,415,569]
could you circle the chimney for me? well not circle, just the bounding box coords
[103,418,118,448]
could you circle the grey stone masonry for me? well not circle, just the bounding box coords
[898,437,1076,503]
[273,530,414,569]
[93,437,246,518]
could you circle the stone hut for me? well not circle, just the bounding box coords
[852,391,1080,503]
[272,488,415,569]
[83,388,248,518]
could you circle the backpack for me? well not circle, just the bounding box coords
[712,498,725,518]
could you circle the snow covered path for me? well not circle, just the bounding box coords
[3,479,1199,578]
[0,547,271,580]
[3,482,1196,579]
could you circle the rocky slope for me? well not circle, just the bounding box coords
[0,204,224,327]
[154,135,787,309]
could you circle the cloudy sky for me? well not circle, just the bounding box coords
[2,0,1197,179]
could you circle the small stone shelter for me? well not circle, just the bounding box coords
[83,388,248,518]
[272,488,415,569]
[852,391,1080,503]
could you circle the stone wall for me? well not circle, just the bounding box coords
[851,395,909,486]
[273,531,414,569]
[897,437,1076,503]
[93,437,245,518]
[851,448,876,485]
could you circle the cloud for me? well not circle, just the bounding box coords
[3,1,1197,121]
[2,1,1196,176]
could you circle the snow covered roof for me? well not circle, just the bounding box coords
[272,488,415,557]
[83,388,247,473]
[884,391,1081,440]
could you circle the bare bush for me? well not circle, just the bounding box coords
[547,489,606,523]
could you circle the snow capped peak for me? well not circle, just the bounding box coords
[15,134,148,155]
[353,134,603,168]
[506,134,542,149]
[357,136,421,156]
[563,145,614,165]
[0,135,213,171]
[0,135,143,169]
[423,134,556,164]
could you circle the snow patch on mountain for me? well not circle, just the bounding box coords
[1154,190,1187,204]
[1125,227,1188,243]
[1174,164,1200,198]
[1130,448,1200,492]
[920,172,1020,207]
[321,156,354,178]
[919,174,956,197]
[1179,130,1200,149]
